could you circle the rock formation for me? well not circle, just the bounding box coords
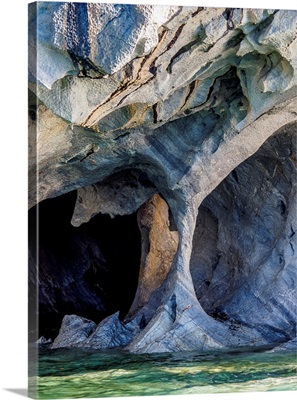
[29,3,297,353]
[128,194,179,317]
[52,315,97,348]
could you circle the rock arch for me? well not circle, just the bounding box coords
[29,4,297,352]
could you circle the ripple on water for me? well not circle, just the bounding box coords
[31,346,297,398]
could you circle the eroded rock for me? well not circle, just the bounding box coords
[29,4,297,353]
[82,312,140,349]
[29,2,179,88]
[52,315,97,349]
[127,194,179,317]
[71,169,157,225]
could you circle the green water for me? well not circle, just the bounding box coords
[30,345,297,398]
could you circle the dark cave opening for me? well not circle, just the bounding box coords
[29,189,142,341]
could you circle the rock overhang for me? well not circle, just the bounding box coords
[29,3,297,353]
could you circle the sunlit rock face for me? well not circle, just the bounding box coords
[128,194,179,317]
[29,3,297,352]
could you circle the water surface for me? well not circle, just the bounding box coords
[30,345,297,398]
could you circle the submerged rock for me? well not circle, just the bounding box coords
[29,4,297,353]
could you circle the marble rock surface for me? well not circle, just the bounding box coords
[29,3,297,353]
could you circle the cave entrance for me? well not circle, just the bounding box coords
[29,189,141,341]
[189,124,296,340]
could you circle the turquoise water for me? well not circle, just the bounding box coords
[30,345,297,398]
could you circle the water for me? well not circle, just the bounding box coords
[30,345,297,398]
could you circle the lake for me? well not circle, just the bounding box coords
[29,345,297,398]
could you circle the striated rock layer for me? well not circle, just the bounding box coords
[29,3,297,353]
